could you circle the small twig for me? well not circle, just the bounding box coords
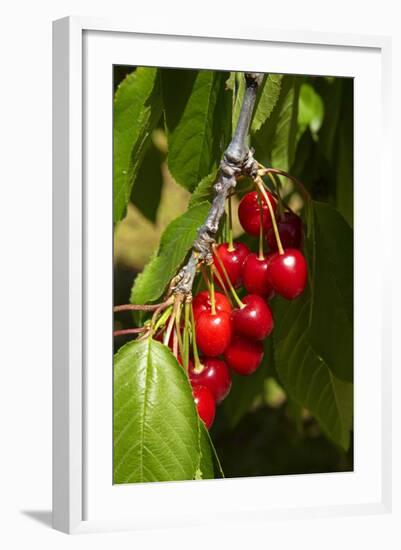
[114,303,167,313]
[113,327,147,337]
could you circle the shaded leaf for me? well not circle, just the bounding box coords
[114,338,213,483]
[162,69,230,191]
[130,202,211,304]
[253,76,300,171]
[251,74,283,133]
[309,202,353,381]
[130,136,164,222]
[273,292,353,451]
[114,68,162,223]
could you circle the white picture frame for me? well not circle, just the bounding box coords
[52,16,392,534]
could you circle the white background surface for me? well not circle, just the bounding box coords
[0,0,399,548]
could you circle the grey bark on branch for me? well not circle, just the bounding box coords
[171,72,264,297]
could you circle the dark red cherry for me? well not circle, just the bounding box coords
[241,253,275,299]
[267,211,303,251]
[238,191,277,236]
[231,294,274,341]
[213,242,250,288]
[224,335,264,375]
[195,310,232,357]
[192,290,232,319]
[189,358,232,403]
[267,249,307,299]
[192,385,215,429]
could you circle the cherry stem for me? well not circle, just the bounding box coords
[212,244,244,308]
[183,301,191,371]
[211,264,233,306]
[267,172,284,218]
[150,296,175,332]
[114,302,166,313]
[190,304,202,371]
[175,303,184,366]
[113,327,147,337]
[257,190,265,260]
[153,305,173,334]
[227,193,234,251]
[200,265,212,291]
[258,167,310,203]
[209,266,216,315]
[163,296,181,347]
[255,176,284,255]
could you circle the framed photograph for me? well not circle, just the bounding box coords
[52,16,392,534]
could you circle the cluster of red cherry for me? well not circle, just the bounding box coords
[160,190,308,429]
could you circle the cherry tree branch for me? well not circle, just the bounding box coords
[172,73,263,296]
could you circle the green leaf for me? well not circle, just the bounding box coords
[273,292,353,451]
[309,202,353,382]
[114,68,163,223]
[130,202,211,304]
[188,170,218,208]
[253,76,300,171]
[251,74,283,133]
[114,338,213,483]
[334,79,353,227]
[130,136,164,222]
[162,69,230,191]
[297,83,324,137]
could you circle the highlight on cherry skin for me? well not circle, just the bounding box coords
[267,248,308,300]
[195,309,232,357]
[238,190,277,236]
[189,358,232,403]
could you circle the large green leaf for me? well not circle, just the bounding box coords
[114,338,213,483]
[162,69,230,191]
[253,76,300,171]
[309,202,353,382]
[114,68,162,223]
[273,291,353,451]
[130,202,211,304]
[130,136,164,223]
[251,74,283,134]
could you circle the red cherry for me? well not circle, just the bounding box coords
[267,211,303,251]
[224,335,264,375]
[213,242,250,288]
[195,310,232,357]
[189,358,232,403]
[267,249,307,299]
[238,191,277,236]
[241,253,275,299]
[231,294,274,341]
[192,385,216,429]
[192,290,232,319]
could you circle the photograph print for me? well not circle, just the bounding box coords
[113,66,353,484]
